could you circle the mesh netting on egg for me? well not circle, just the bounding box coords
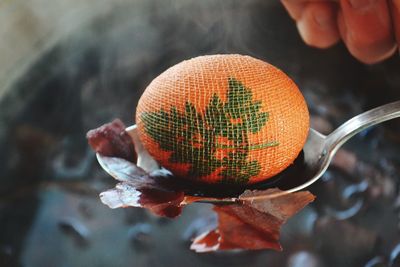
[136,54,309,184]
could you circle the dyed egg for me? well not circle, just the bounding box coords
[136,54,309,185]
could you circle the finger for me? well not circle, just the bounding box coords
[390,0,400,49]
[338,0,397,64]
[281,0,307,20]
[296,2,340,48]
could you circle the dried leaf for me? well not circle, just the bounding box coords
[86,119,136,162]
[191,188,315,252]
[98,156,185,218]
[88,120,316,251]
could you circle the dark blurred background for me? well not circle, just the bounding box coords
[1,1,400,266]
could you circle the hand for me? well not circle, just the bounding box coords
[281,0,400,64]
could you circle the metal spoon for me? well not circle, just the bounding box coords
[97,100,400,202]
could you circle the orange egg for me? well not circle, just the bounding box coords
[136,54,309,185]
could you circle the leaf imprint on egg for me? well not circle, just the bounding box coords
[141,77,278,184]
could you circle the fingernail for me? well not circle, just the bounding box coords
[296,19,311,44]
[349,0,373,9]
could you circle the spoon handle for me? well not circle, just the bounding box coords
[325,100,400,154]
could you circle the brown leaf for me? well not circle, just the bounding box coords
[86,119,136,162]
[88,120,316,251]
[98,156,185,218]
[191,189,315,252]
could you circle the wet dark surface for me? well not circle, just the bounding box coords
[1,1,400,266]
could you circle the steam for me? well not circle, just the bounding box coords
[1,0,314,132]
[53,0,281,127]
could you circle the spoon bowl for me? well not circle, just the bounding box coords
[97,100,400,202]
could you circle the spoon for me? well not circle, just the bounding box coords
[97,100,400,202]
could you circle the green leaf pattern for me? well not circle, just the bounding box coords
[141,77,278,184]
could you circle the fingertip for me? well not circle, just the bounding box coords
[339,0,397,64]
[296,2,340,49]
[391,0,400,51]
[281,0,306,20]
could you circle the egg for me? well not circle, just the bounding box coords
[136,54,309,185]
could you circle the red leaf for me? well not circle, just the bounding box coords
[88,120,316,251]
[98,156,185,218]
[190,230,221,251]
[86,119,136,162]
[191,189,315,252]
